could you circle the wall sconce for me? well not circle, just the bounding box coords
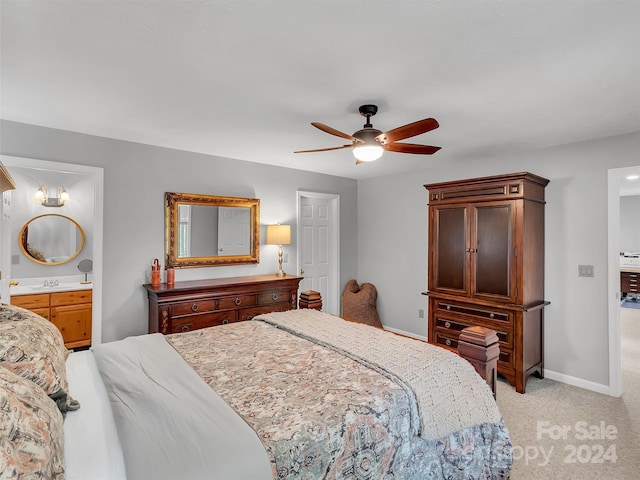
[33,185,70,207]
[266,224,291,277]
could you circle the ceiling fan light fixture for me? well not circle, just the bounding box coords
[353,144,384,162]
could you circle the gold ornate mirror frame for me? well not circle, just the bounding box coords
[165,192,260,268]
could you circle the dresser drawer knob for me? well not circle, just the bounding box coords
[222,318,229,324]
[191,303,199,312]
[272,293,278,301]
[489,313,495,319]
[446,305,451,310]
[234,297,242,306]
[444,321,451,329]
[181,324,192,332]
[445,339,452,346]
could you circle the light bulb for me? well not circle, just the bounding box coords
[60,187,70,203]
[33,185,46,202]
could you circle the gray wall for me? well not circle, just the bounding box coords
[358,131,640,389]
[1,120,358,342]
[5,117,640,391]
[620,195,640,252]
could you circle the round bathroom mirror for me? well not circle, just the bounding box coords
[18,214,85,266]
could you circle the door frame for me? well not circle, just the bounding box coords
[296,191,340,315]
[1,156,104,345]
[606,165,639,397]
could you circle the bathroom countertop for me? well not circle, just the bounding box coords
[10,281,93,296]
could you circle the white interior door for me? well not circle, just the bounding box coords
[218,206,251,256]
[297,192,339,314]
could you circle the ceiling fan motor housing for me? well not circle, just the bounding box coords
[353,127,383,145]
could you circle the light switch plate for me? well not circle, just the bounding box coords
[578,265,594,277]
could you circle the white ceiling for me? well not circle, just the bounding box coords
[1,0,639,180]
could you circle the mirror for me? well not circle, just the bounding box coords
[165,192,260,268]
[19,214,85,265]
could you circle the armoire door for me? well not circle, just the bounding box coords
[471,201,517,302]
[430,205,470,296]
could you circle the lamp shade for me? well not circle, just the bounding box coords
[266,224,291,245]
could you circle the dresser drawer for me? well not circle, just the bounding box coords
[218,294,256,310]
[257,289,291,305]
[435,316,513,348]
[240,303,291,322]
[171,311,238,333]
[171,299,217,316]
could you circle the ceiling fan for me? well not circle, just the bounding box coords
[294,104,440,164]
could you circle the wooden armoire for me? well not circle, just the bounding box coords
[423,172,549,393]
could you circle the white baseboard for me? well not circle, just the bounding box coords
[543,369,616,396]
[382,326,427,342]
[379,329,616,397]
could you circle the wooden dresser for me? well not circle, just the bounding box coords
[11,290,92,349]
[145,274,303,334]
[423,172,549,393]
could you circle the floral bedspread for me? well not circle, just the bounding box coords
[167,313,512,479]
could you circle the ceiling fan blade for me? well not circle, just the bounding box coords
[311,122,356,141]
[383,142,441,155]
[378,118,439,144]
[294,144,353,154]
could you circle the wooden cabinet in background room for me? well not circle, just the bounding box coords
[145,274,302,334]
[423,172,549,393]
[10,290,92,349]
[620,271,639,296]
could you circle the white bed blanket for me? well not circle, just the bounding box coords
[91,333,273,480]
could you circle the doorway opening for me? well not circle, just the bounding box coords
[1,156,104,345]
[608,165,640,397]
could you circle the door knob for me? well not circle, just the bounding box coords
[300,269,304,275]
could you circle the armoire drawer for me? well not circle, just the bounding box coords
[433,299,513,327]
[434,330,459,350]
[435,317,513,349]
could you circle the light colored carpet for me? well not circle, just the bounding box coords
[496,308,640,479]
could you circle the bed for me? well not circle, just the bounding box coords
[1,305,512,479]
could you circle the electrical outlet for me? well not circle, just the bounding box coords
[578,265,594,277]
[283,253,288,263]
[418,309,425,318]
